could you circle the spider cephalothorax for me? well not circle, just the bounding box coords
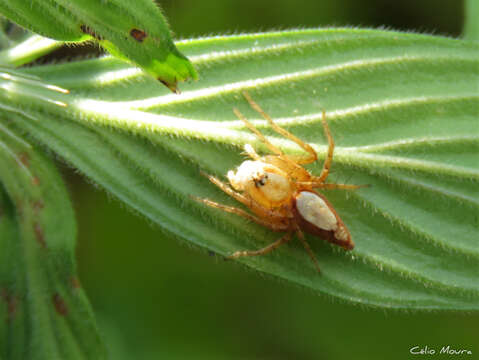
[196,92,366,272]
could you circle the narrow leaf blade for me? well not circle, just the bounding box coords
[0,122,106,359]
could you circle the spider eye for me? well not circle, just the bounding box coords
[228,161,291,204]
[254,174,268,187]
[254,171,290,203]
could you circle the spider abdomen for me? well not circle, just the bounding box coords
[294,191,354,250]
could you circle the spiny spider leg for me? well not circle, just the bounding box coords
[192,197,289,231]
[200,171,284,219]
[233,107,284,156]
[228,231,293,259]
[316,111,335,182]
[242,143,260,160]
[242,91,318,165]
[297,182,366,190]
[296,228,321,273]
[234,102,308,172]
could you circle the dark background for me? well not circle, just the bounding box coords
[65,1,477,359]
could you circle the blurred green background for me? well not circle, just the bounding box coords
[63,1,477,359]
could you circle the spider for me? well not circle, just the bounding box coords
[195,92,365,272]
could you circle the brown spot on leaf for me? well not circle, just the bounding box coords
[52,293,68,316]
[80,24,103,40]
[31,176,40,186]
[1,289,18,320]
[159,79,180,94]
[18,152,30,167]
[70,277,81,289]
[7,297,17,319]
[130,28,147,42]
[33,222,46,248]
[32,200,44,214]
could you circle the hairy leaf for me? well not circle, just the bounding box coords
[0,0,197,90]
[2,28,478,310]
[0,121,106,359]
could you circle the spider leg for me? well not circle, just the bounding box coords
[201,171,254,205]
[200,172,283,219]
[242,143,260,160]
[228,231,293,259]
[297,182,368,190]
[242,91,318,165]
[296,228,321,273]
[192,196,288,231]
[233,107,284,156]
[315,111,335,182]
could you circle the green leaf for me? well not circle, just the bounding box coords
[2,28,479,310]
[0,0,197,91]
[0,34,63,67]
[464,0,479,41]
[0,119,106,358]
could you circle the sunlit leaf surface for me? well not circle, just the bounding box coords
[2,29,478,310]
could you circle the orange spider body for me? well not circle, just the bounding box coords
[227,155,353,250]
[196,92,364,272]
